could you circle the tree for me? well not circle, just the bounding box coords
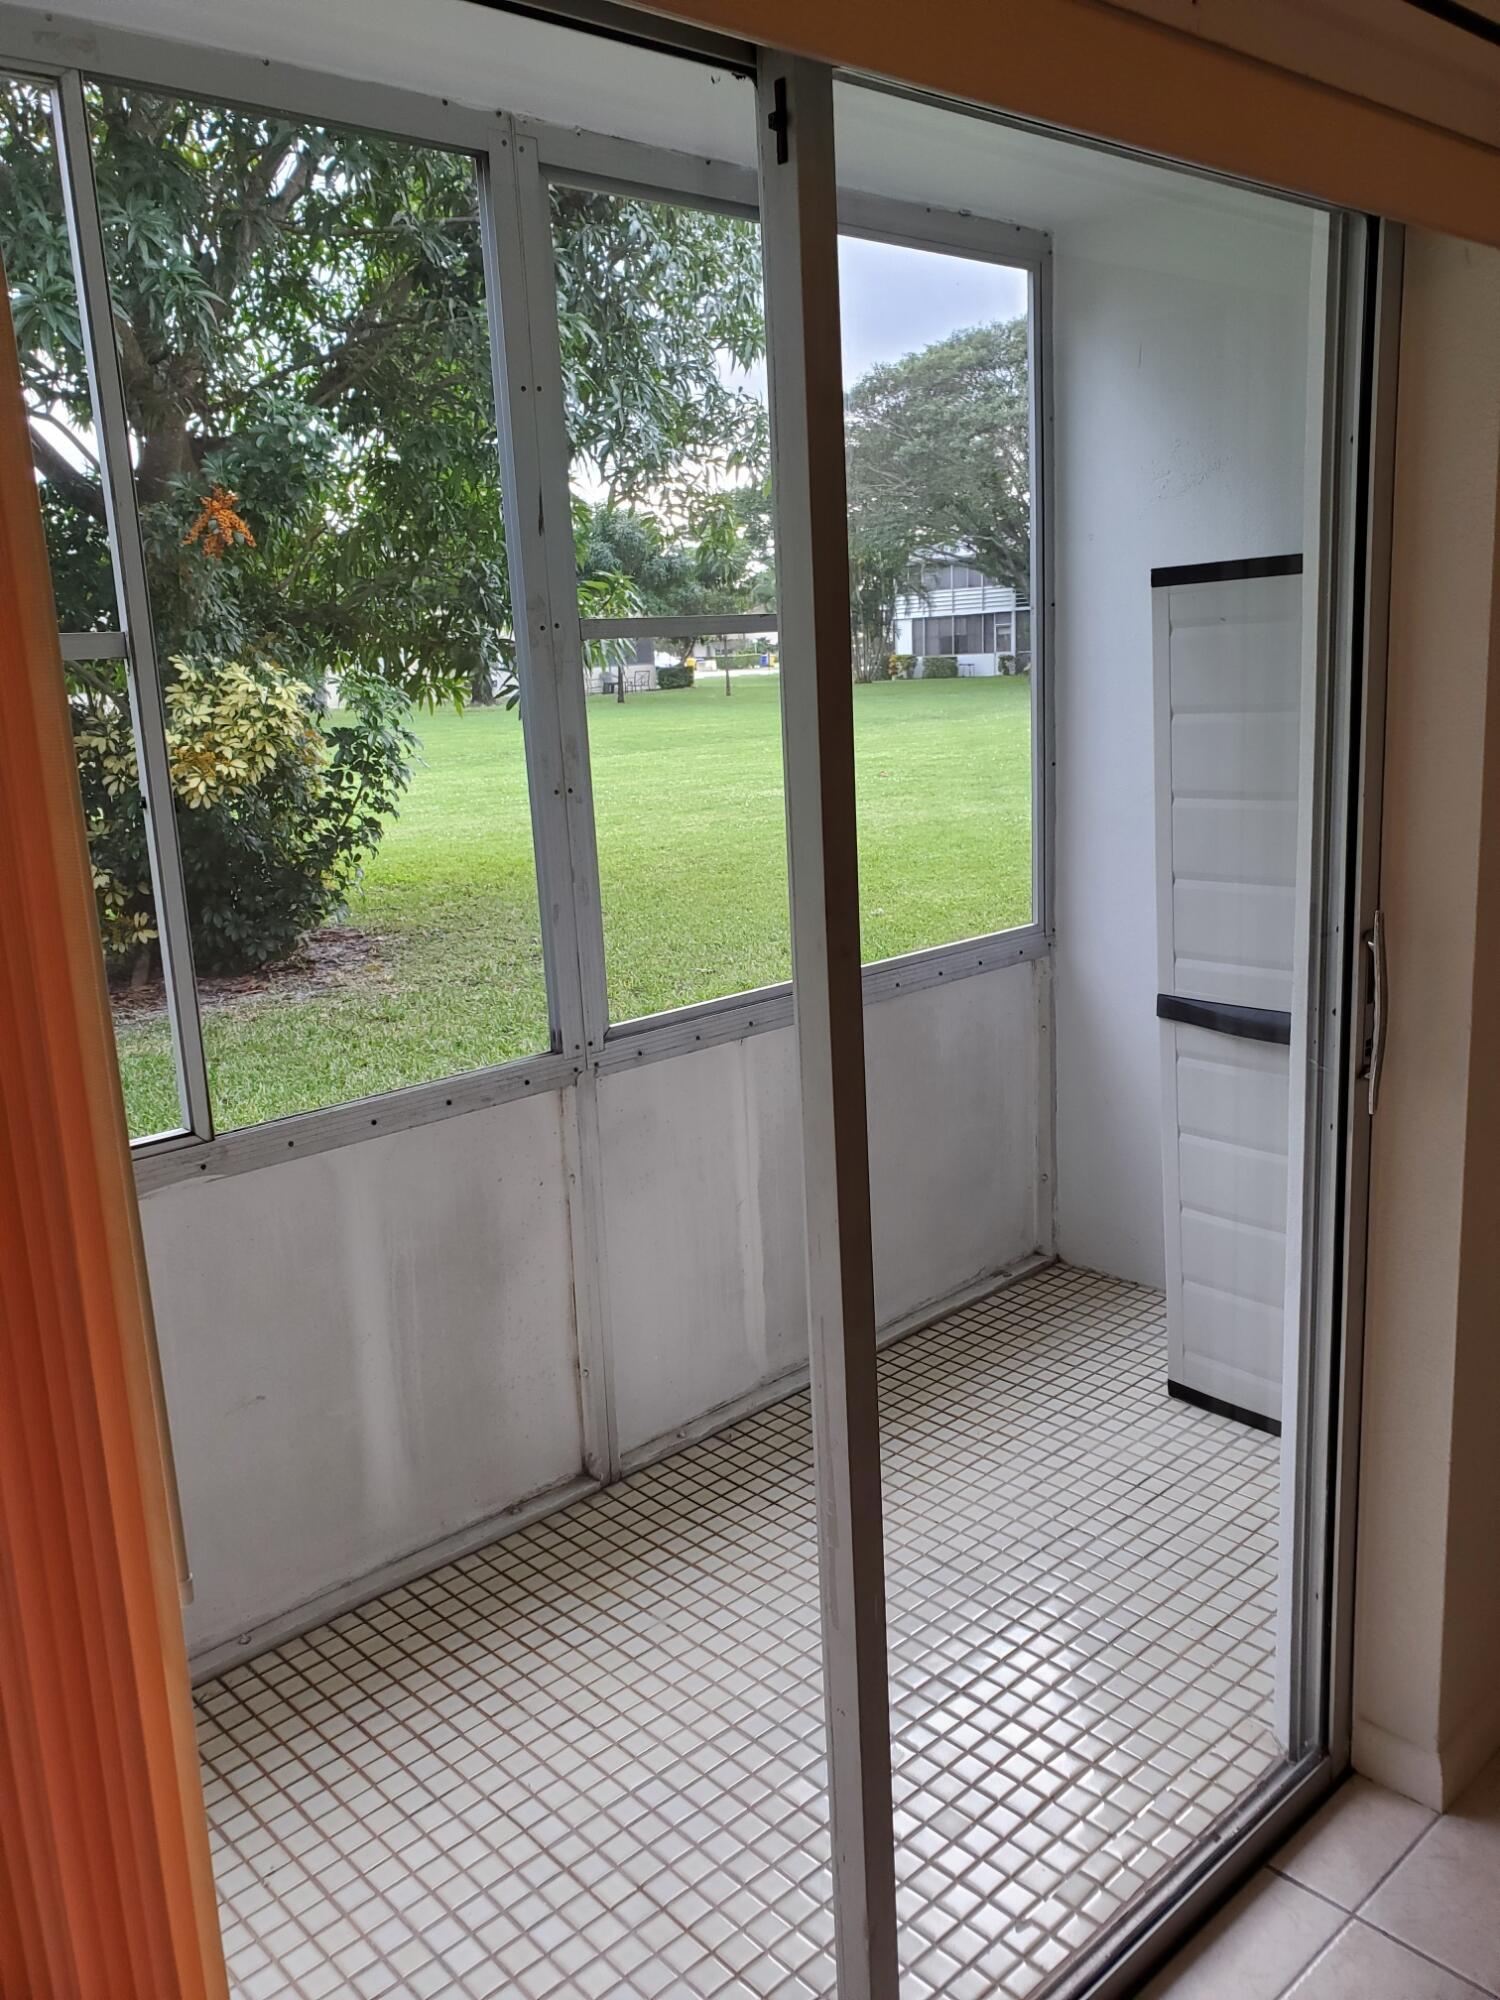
[552,186,767,519]
[0,80,771,969]
[576,483,773,680]
[847,530,914,683]
[3,85,515,705]
[844,318,1030,669]
[556,186,771,694]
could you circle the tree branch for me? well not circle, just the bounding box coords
[217,302,434,413]
[211,140,318,329]
[267,145,317,226]
[29,409,100,473]
[26,424,107,521]
[302,274,419,408]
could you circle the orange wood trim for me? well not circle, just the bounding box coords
[640,0,1500,250]
[0,262,227,1997]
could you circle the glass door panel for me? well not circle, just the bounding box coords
[838,231,1037,959]
[833,72,1349,1997]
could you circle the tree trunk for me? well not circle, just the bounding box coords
[133,415,198,510]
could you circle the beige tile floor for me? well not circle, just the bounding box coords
[1147,1754,1500,1998]
[198,1264,1283,1999]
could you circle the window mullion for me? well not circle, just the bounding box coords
[479,124,617,1485]
[478,124,609,1067]
[52,70,212,1141]
[1031,247,1055,945]
[755,52,899,2000]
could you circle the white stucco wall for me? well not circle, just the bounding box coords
[142,1088,587,1660]
[1050,193,1320,1286]
[140,962,1043,1664]
[602,963,1043,1456]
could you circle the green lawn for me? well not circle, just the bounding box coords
[116,674,1032,1136]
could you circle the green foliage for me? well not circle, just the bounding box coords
[715,651,762,671]
[0,78,772,972]
[114,680,1034,1134]
[0,81,118,626]
[656,663,696,690]
[845,319,1031,595]
[574,492,774,666]
[843,318,1029,683]
[888,655,917,678]
[552,188,767,516]
[73,658,415,976]
[848,530,911,682]
[920,655,959,679]
[1,82,515,706]
[556,193,773,664]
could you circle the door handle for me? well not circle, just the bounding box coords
[1364,910,1387,1117]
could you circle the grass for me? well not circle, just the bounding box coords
[115,674,1032,1136]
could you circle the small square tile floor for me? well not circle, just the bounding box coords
[197,1263,1282,1998]
[1146,1751,1500,1999]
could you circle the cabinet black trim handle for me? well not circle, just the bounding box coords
[1150,552,1303,589]
[1157,993,1292,1044]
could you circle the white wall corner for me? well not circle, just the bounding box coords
[1353,1678,1500,1812]
[1351,1714,1447,1812]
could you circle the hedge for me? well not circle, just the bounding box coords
[920,654,959,679]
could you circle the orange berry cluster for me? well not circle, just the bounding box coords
[182,485,256,560]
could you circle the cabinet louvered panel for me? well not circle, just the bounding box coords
[1153,565,1302,1428]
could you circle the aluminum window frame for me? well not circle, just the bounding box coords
[1035,208,1399,2000]
[756,66,1390,1995]
[535,132,1052,1050]
[7,37,578,1176]
[742,74,1391,1995]
[8,65,215,1144]
[0,6,1055,1190]
[765,72,1386,1994]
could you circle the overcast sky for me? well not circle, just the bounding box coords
[837,236,1029,380]
[579,236,1029,500]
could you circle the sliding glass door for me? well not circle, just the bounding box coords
[811,72,1387,1998]
[1,8,1388,1995]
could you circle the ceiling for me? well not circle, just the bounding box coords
[1,0,1317,248]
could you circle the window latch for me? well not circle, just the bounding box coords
[767,76,790,164]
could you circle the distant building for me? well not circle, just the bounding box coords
[893,556,1031,674]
